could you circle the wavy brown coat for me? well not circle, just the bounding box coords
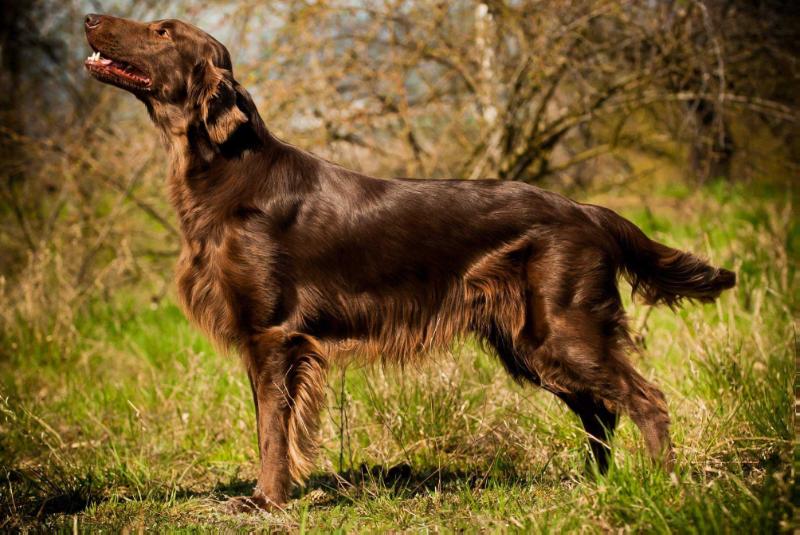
[84,14,736,510]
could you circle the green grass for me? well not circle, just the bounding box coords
[0,179,796,531]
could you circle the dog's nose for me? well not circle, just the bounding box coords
[85,14,102,30]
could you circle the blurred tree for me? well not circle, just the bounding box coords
[662,0,800,181]
[0,0,167,273]
[0,0,72,263]
[230,0,796,185]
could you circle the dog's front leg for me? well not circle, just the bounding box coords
[228,327,327,512]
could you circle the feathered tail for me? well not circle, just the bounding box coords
[588,205,736,307]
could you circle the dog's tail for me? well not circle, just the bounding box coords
[587,205,736,307]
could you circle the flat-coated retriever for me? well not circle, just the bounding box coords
[84,13,735,511]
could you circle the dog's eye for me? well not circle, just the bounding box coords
[155,28,169,38]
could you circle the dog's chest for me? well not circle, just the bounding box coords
[174,229,278,349]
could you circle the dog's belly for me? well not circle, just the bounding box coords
[287,231,533,361]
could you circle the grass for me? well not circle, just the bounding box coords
[0,178,796,532]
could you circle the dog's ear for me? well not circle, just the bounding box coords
[191,60,248,144]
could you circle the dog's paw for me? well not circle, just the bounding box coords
[223,494,284,514]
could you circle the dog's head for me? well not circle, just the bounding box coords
[84,14,247,144]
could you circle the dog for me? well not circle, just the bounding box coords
[84,13,735,511]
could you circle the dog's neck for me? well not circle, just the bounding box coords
[145,92,274,236]
[148,92,270,168]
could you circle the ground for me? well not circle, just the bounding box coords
[0,178,796,532]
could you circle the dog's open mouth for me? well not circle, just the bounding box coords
[85,51,151,91]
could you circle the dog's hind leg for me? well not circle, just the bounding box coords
[485,294,671,471]
[541,310,674,471]
[557,391,618,473]
[482,279,620,472]
[484,324,619,473]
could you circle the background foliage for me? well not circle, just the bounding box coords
[0,0,797,530]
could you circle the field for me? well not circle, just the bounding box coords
[0,178,796,532]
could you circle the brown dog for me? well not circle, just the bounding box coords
[84,14,735,510]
